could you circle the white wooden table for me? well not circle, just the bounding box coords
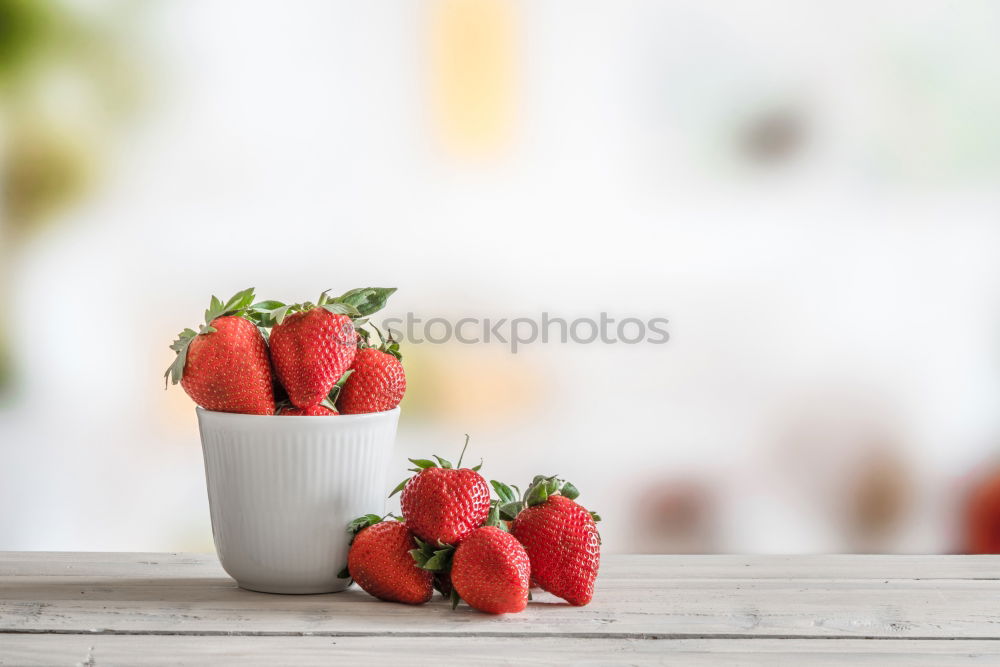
[1,553,998,665]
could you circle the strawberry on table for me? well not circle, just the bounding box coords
[500,476,601,606]
[409,506,531,614]
[164,288,276,415]
[450,525,531,614]
[344,515,432,605]
[392,436,491,546]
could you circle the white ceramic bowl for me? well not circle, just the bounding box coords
[196,406,399,594]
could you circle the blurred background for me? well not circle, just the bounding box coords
[2,0,1000,555]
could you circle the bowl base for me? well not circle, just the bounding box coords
[236,581,351,595]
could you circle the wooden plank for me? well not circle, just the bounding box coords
[3,552,1000,581]
[0,552,221,579]
[1,635,999,666]
[1,554,1000,639]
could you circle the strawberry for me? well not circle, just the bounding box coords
[500,476,601,606]
[392,437,491,545]
[261,289,398,409]
[432,571,453,599]
[280,404,338,416]
[344,515,432,605]
[337,346,406,415]
[963,466,1000,553]
[408,508,530,614]
[164,288,275,415]
[450,526,530,614]
[269,307,357,408]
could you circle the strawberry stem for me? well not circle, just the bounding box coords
[456,434,470,468]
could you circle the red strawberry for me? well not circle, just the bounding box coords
[269,307,357,409]
[165,289,275,415]
[393,437,491,545]
[338,347,406,414]
[346,515,433,605]
[280,404,338,416]
[433,571,453,598]
[964,466,1000,553]
[504,477,601,606]
[450,526,530,614]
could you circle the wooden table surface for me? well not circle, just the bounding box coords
[1,552,999,665]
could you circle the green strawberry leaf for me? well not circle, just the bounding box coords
[223,288,257,313]
[498,501,524,521]
[321,302,362,317]
[560,481,580,500]
[250,300,285,311]
[409,539,454,572]
[421,549,452,571]
[204,295,224,324]
[382,339,402,361]
[271,304,293,325]
[409,548,430,567]
[525,478,554,507]
[450,587,461,610]
[484,503,508,531]
[490,480,517,504]
[163,328,199,387]
[248,301,295,327]
[334,287,397,317]
[522,474,581,506]
[337,565,351,580]
[433,455,453,469]
[347,513,383,537]
[589,511,602,523]
[388,478,409,498]
[205,288,256,325]
[408,458,437,469]
[326,369,354,406]
[365,323,403,360]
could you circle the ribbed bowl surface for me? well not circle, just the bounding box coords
[196,407,398,594]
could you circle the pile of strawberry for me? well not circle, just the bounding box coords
[165,287,404,416]
[344,439,602,614]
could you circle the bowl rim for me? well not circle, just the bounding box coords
[195,405,400,423]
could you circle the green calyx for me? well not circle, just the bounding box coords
[409,536,455,572]
[345,512,400,543]
[490,475,599,523]
[483,502,508,531]
[357,322,403,361]
[347,513,384,538]
[409,537,463,608]
[321,369,354,411]
[249,287,397,328]
[388,435,482,498]
[163,287,257,387]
